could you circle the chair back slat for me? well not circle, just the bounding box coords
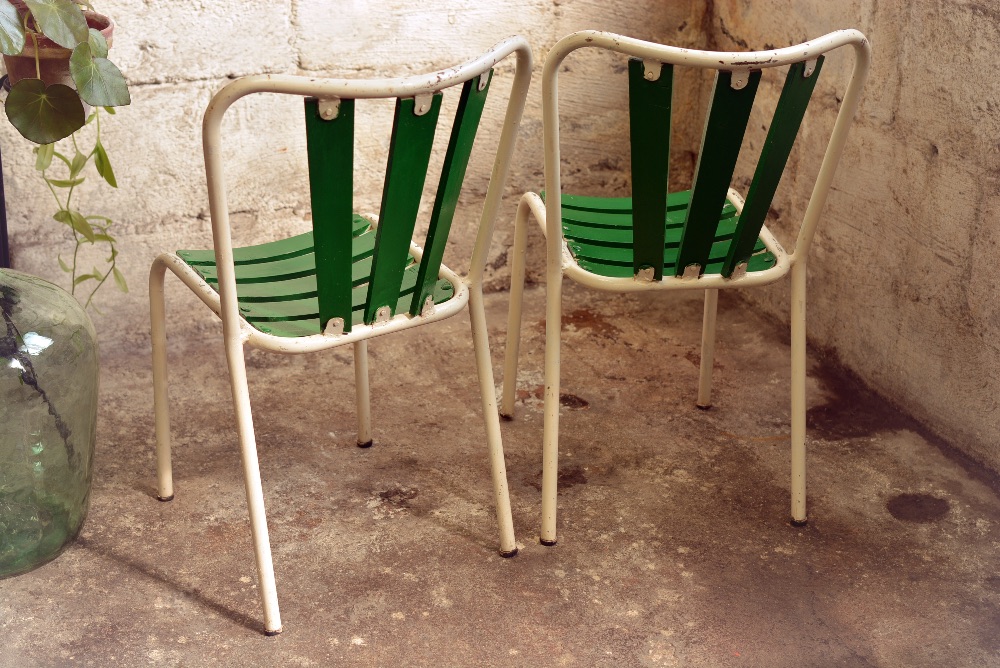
[364,94,442,324]
[674,70,761,276]
[409,72,492,316]
[305,97,356,332]
[627,58,674,280]
[721,57,824,276]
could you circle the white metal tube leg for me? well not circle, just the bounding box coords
[468,288,518,556]
[789,262,808,525]
[224,340,283,634]
[149,258,174,502]
[500,194,533,418]
[697,288,719,409]
[353,340,373,448]
[540,267,562,546]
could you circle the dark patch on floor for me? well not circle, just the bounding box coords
[377,486,418,508]
[886,493,949,523]
[516,385,590,409]
[526,465,589,492]
[536,308,622,338]
[807,363,913,440]
[811,349,1000,498]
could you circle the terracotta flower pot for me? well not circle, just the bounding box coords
[2,5,114,88]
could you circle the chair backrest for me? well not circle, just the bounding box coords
[202,37,532,338]
[542,30,870,280]
[305,73,492,332]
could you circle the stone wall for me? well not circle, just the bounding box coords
[1,0,699,343]
[4,1,997,471]
[709,1,1000,471]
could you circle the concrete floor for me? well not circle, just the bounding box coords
[3,285,1000,667]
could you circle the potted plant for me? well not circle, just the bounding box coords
[0,0,130,303]
[0,0,129,578]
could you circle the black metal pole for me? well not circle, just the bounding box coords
[0,141,9,269]
[0,75,9,269]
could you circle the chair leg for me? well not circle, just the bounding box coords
[150,257,174,502]
[224,338,283,634]
[500,194,533,419]
[353,340,373,448]
[540,264,563,546]
[697,288,719,409]
[790,262,808,526]
[468,287,518,557]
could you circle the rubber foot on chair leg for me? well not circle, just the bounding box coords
[695,403,712,411]
[790,517,808,527]
[540,538,557,547]
[357,440,373,449]
[499,547,519,558]
[265,627,283,637]
[156,494,174,502]
[500,412,514,422]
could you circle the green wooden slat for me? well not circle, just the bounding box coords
[628,58,674,279]
[305,97,356,332]
[365,94,442,324]
[188,231,376,285]
[566,229,764,267]
[565,211,741,251]
[573,241,774,277]
[557,192,687,212]
[561,199,735,233]
[177,216,370,267]
[242,278,457,338]
[722,58,824,277]
[410,72,492,316]
[675,69,761,276]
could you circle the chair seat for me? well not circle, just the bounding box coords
[176,214,456,338]
[557,189,777,278]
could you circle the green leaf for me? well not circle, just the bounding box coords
[73,272,97,286]
[0,0,25,56]
[46,176,85,187]
[57,255,71,272]
[112,266,127,292]
[92,232,115,242]
[24,0,88,49]
[69,42,130,107]
[58,208,94,241]
[85,27,106,57]
[102,105,115,115]
[93,140,116,187]
[69,149,86,177]
[5,79,85,144]
[34,142,55,170]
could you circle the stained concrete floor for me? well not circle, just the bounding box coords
[3,285,1000,667]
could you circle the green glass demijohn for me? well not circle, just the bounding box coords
[0,268,98,578]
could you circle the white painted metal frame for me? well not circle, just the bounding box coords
[501,30,870,545]
[150,36,532,635]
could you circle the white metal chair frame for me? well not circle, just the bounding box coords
[502,30,870,545]
[150,36,532,635]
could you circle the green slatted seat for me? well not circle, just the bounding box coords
[556,191,777,278]
[175,221,456,338]
[502,30,870,546]
[148,37,533,635]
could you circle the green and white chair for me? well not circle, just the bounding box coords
[502,30,870,545]
[149,37,532,634]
